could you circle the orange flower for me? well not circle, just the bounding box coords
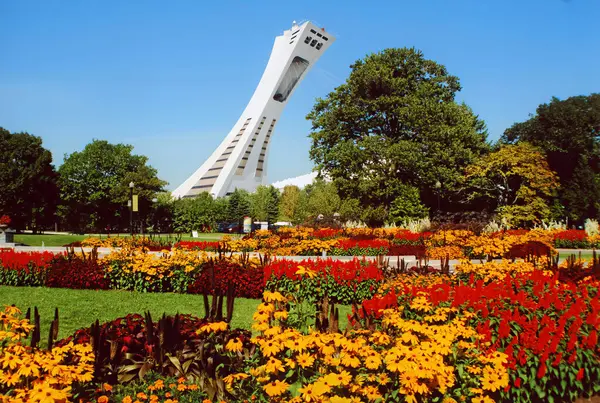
[98,396,109,403]
[103,383,113,392]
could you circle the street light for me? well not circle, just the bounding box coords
[151,197,158,236]
[435,181,441,213]
[129,182,134,236]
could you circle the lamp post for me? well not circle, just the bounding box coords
[435,181,441,213]
[129,182,134,236]
[151,197,158,236]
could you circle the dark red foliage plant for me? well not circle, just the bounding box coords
[188,258,264,299]
[46,254,110,290]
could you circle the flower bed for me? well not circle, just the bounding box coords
[264,258,383,306]
[174,240,221,251]
[72,227,598,258]
[3,253,600,401]
[356,262,600,402]
[0,250,58,286]
[0,305,95,402]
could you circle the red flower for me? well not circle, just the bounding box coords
[0,215,10,226]
[586,330,597,349]
[576,368,585,381]
[537,362,547,379]
[514,377,522,388]
[552,353,563,367]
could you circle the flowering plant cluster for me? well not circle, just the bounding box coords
[552,229,600,248]
[174,240,220,251]
[264,258,382,306]
[0,305,95,402]
[226,290,508,402]
[0,215,11,226]
[0,247,266,298]
[188,257,264,299]
[72,236,176,251]
[225,228,564,258]
[102,247,206,293]
[329,238,390,256]
[360,265,600,402]
[95,373,209,403]
[0,250,57,286]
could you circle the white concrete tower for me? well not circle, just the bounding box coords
[173,21,335,198]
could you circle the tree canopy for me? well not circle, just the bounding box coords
[250,185,281,224]
[0,127,59,231]
[172,192,227,233]
[58,140,166,232]
[501,94,600,223]
[462,143,559,227]
[307,48,489,225]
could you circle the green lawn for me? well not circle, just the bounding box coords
[13,232,237,247]
[557,250,598,262]
[1,286,352,346]
[1,286,259,343]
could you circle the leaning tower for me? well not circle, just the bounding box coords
[172,21,335,198]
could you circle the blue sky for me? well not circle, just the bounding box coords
[1,0,599,190]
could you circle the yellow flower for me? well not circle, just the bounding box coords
[298,383,325,402]
[296,352,315,368]
[274,310,288,320]
[265,357,285,374]
[263,379,289,396]
[225,338,243,352]
[260,340,282,357]
[295,265,317,278]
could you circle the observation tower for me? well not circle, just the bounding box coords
[173,21,335,198]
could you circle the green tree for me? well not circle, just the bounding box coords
[502,94,600,223]
[307,48,489,225]
[147,192,174,233]
[267,186,281,224]
[172,192,222,233]
[58,140,167,232]
[250,185,272,222]
[388,184,430,225]
[227,188,251,230]
[0,127,59,231]
[304,179,341,220]
[279,185,302,223]
[462,143,559,227]
[300,179,361,225]
[249,185,281,225]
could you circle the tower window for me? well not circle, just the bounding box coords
[323,36,329,41]
[310,29,316,34]
[310,39,317,47]
[304,36,311,44]
[316,42,323,50]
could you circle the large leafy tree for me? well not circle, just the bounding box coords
[307,48,489,225]
[0,127,59,231]
[462,143,559,227]
[250,185,280,223]
[502,94,600,223]
[279,185,301,223]
[58,140,166,232]
[303,179,361,225]
[227,188,251,228]
[172,192,226,233]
